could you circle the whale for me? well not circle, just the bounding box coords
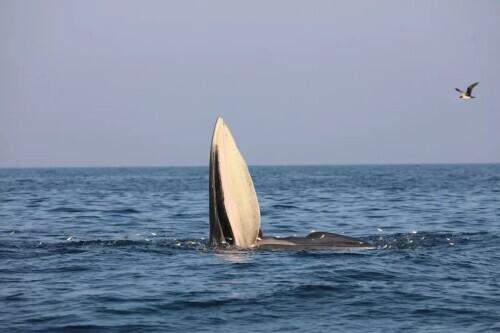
[209,117,373,250]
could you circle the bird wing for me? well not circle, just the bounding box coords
[455,88,464,93]
[466,82,479,95]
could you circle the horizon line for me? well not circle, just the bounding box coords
[1,161,500,170]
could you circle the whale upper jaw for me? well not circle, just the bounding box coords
[208,117,373,250]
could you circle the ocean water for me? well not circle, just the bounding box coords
[1,165,499,332]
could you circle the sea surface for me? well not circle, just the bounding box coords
[1,165,499,332]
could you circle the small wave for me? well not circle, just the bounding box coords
[165,298,234,310]
[272,204,299,209]
[15,179,35,184]
[0,238,208,260]
[156,295,265,312]
[30,265,90,273]
[3,292,25,301]
[292,284,343,293]
[30,198,47,203]
[45,238,206,251]
[170,212,202,218]
[48,207,91,213]
[261,283,353,301]
[50,325,150,333]
[366,215,386,219]
[105,208,141,214]
[366,231,496,250]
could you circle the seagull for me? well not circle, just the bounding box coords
[455,82,479,100]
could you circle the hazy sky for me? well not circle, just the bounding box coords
[1,1,499,167]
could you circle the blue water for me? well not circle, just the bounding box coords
[1,165,499,332]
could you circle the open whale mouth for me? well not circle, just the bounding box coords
[209,117,261,248]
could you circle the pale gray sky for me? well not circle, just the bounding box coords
[1,1,499,167]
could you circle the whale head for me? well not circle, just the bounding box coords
[209,117,261,248]
[207,117,373,250]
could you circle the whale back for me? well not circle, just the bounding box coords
[209,117,261,248]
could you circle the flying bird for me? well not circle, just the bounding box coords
[455,82,479,100]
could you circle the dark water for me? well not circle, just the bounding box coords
[1,165,499,332]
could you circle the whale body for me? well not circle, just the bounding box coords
[209,117,373,250]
